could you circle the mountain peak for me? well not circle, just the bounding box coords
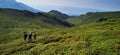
[0,0,16,3]
[49,10,62,13]
[48,10,70,19]
[0,0,40,12]
[49,10,67,15]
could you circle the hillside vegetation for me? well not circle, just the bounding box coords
[48,10,71,19]
[67,11,120,25]
[0,8,73,43]
[0,9,120,55]
[0,8,73,29]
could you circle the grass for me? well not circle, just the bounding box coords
[0,8,73,29]
[0,18,120,55]
[67,11,120,25]
[0,8,120,55]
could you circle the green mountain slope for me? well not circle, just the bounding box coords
[0,8,73,43]
[48,10,71,19]
[0,9,120,55]
[0,8,73,29]
[0,18,120,55]
[67,11,120,25]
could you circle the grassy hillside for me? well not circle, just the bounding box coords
[67,11,120,25]
[0,8,73,29]
[0,9,120,55]
[48,10,70,19]
[0,18,120,55]
[0,8,73,43]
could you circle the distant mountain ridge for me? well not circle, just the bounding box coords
[0,8,73,29]
[48,10,71,19]
[0,0,40,12]
[67,11,120,25]
[40,6,106,15]
[60,7,105,16]
[0,0,106,15]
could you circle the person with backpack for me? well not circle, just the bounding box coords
[28,32,33,42]
[23,32,28,41]
[33,32,37,40]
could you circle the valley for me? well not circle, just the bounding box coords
[0,8,120,55]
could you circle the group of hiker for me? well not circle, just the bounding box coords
[23,32,37,41]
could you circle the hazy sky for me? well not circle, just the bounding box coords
[16,0,120,12]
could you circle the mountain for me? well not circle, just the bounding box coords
[0,10,120,55]
[59,7,105,16]
[0,0,40,12]
[0,0,106,15]
[48,10,71,19]
[0,8,73,29]
[67,11,120,25]
[40,6,105,15]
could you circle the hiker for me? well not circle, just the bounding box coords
[28,32,33,42]
[23,32,28,41]
[33,32,37,40]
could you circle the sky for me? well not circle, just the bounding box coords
[16,0,120,15]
